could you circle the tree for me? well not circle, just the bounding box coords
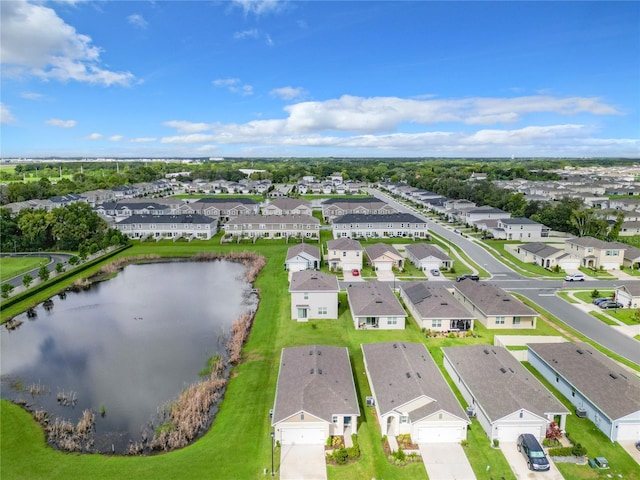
[570,209,608,238]
[55,262,65,273]
[22,274,33,289]
[1,283,14,299]
[38,265,50,282]
[49,203,105,251]
[606,211,625,241]
[17,208,53,250]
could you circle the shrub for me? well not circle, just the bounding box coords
[591,289,600,299]
[460,439,469,447]
[493,439,499,447]
[572,443,587,456]
[548,446,573,457]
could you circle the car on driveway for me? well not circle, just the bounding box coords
[430,269,440,276]
[456,274,479,282]
[517,433,550,472]
[592,297,611,305]
[564,273,586,281]
[351,269,360,276]
[599,300,623,309]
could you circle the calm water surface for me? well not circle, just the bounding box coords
[1,261,256,452]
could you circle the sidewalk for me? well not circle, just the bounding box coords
[563,290,640,338]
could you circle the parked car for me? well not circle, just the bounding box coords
[430,269,441,276]
[517,433,550,472]
[351,269,360,276]
[592,297,611,305]
[456,274,479,282]
[565,273,586,281]
[599,301,623,310]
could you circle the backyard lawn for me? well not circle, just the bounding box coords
[0,238,635,480]
[0,257,48,282]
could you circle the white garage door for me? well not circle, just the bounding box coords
[616,423,640,441]
[281,428,325,445]
[376,262,393,271]
[496,424,542,442]
[418,426,462,444]
[342,263,360,272]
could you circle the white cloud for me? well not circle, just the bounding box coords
[1,103,16,124]
[127,14,148,29]
[46,118,76,128]
[212,77,254,96]
[130,137,156,143]
[1,0,135,86]
[20,92,45,100]
[265,34,274,46]
[270,86,307,100]
[163,120,212,133]
[109,135,124,141]
[84,132,103,140]
[231,0,287,16]
[233,29,259,40]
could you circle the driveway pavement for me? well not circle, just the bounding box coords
[280,444,327,480]
[419,443,476,480]
[500,443,564,480]
[619,441,640,465]
[375,269,395,281]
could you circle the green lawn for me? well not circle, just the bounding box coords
[479,240,566,278]
[0,257,48,282]
[0,237,628,480]
[590,311,620,326]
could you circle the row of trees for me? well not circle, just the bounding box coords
[0,203,129,253]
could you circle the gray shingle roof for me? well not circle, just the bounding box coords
[454,282,537,317]
[528,342,640,420]
[272,346,359,424]
[566,236,626,250]
[499,218,542,225]
[520,243,562,257]
[333,213,426,224]
[400,282,473,320]
[286,243,321,261]
[327,238,363,251]
[442,345,569,421]
[289,270,339,292]
[362,342,468,422]
[347,280,407,317]
[226,214,319,225]
[364,243,402,261]
[116,214,215,225]
[404,243,450,261]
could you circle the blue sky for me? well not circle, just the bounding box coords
[1,0,639,158]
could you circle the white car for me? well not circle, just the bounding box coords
[564,273,586,281]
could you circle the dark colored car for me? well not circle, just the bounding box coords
[456,274,479,282]
[517,433,550,472]
[592,297,611,305]
[599,301,623,309]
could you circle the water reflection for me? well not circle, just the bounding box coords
[1,261,256,453]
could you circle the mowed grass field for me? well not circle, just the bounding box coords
[0,257,48,282]
[2,238,638,480]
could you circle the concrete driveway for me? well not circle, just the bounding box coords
[375,269,395,281]
[280,444,327,480]
[419,443,476,480]
[619,441,640,465]
[500,443,564,480]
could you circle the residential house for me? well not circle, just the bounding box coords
[224,214,320,240]
[95,201,174,219]
[289,270,340,321]
[114,214,218,240]
[619,221,640,237]
[489,218,550,241]
[505,243,579,270]
[453,281,538,329]
[285,244,322,272]
[326,238,363,272]
[461,206,511,226]
[564,237,626,270]
[332,213,428,239]
[622,245,640,269]
[49,193,87,208]
[188,198,260,220]
[362,342,469,443]
[443,345,569,443]
[272,346,360,445]
[404,243,452,271]
[614,284,640,309]
[347,280,407,330]
[322,198,397,222]
[364,243,404,272]
[399,282,474,332]
[262,198,312,216]
[528,342,640,442]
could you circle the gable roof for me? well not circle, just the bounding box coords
[400,282,473,320]
[519,243,563,257]
[267,198,311,210]
[454,282,537,317]
[616,283,640,297]
[404,243,450,261]
[623,245,640,261]
[286,243,321,262]
[528,342,640,421]
[443,345,569,422]
[116,214,216,225]
[289,270,339,293]
[333,213,426,225]
[364,243,402,261]
[362,342,468,422]
[327,238,363,251]
[499,217,543,226]
[347,280,407,317]
[566,236,626,250]
[322,197,390,207]
[192,197,259,206]
[226,214,319,225]
[272,346,359,424]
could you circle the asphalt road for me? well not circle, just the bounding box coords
[1,252,74,288]
[367,188,640,366]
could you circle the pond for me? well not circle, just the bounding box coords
[1,260,257,454]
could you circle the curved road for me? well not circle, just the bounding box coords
[1,252,74,288]
[369,188,640,366]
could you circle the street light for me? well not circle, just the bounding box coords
[270,431,275,476]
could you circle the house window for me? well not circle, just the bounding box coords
[513,317,521,325]
[496,316,505,325]
[399,415,408,424]
[304,293,309,300]
[297,308,308,319]
[332,415,338,424]
[432,319,442,328]
[388,317,397,325]
[301,413,304,420]
[342,251,347,257]
[556,376,559,383]
[318,306,327,315]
